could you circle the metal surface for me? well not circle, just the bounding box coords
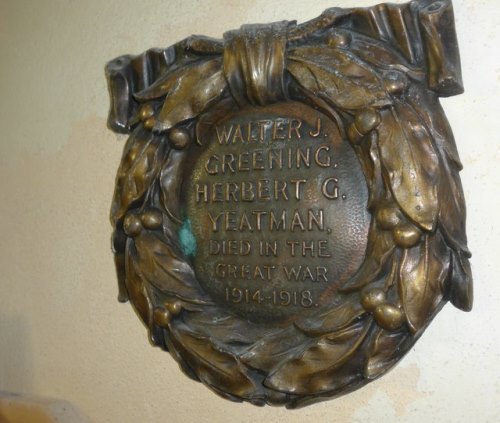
[105,0,472,408]
[187,101,370,322]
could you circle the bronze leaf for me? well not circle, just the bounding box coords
[240,327,313,373]
[169,325,262,401]
[351,131,385,210]
[265,320,371,395]
[133,59,217,102]
[153,58,227,132]
[364,327,411,379]
[294,299,367,337]
[398,231,450,334]
[132,232,212,305]
[408,93,470,255]
[182,308,267,349]
[288,46,392,110]
[110,127,165,227]
[448,250,473,312]
[125,238,153,327]
[159,148,188,225]
[377,102,440,231]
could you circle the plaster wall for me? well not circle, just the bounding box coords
[0,0,498,422]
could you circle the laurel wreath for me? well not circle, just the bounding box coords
[107,5,472,408]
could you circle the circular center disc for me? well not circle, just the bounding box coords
[185,102,370,322]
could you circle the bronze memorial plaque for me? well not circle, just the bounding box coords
[106,0,473,407]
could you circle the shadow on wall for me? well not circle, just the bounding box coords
[0,315,91,422]
[0,392,91,423]
[0,313,33,393]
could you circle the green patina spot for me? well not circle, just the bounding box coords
[179,219,197,257]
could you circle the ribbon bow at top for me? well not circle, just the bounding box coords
[223,21,289,107]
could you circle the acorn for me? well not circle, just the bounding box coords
[141,209,163,230]
[361,288,387,312]
[138,104,155,121]
[166,301,182,316]
[355,109,381,135]
[328,31,352,48]
[153,308,172,327]
[169,127,191,150]
[383,70,408,96]
[374,304,405,331]
[123,213,142,237]
[376,206,402,230]
[393,223,422,248]
[144,117,156,130]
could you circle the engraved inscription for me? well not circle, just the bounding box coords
[186,102,370,322]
